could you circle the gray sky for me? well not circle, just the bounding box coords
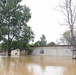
[21,0,68,43]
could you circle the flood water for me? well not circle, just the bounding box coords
[0,56,76,75]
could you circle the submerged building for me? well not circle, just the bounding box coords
[32,45,73,56]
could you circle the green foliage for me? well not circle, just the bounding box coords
[34,41,41,46]
[25,43,33,55]
[47,42,56,46]
[0,44,2,52]
[0,0,34,55]
[40,34,47,45]
[34,34,47,46]
[63,30,72,44]
[2,41,8,51]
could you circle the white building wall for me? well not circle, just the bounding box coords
[11,49,20,56]
[32,46,72,56]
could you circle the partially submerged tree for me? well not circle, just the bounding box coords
[59,0,76,58]
[0,0,34,56]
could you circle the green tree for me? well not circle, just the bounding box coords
[47,42,56,46]
[40,34,47,45]
[25,43,33,55]
[61,30,76,45]
[34,34,47,46]
[63,31,72,45]
[34,41,41,46]
[0,0,34,56]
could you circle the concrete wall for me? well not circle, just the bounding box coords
[11,49,20,56]
[32,46,73,56]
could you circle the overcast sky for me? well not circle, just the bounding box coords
[21,0,68,43]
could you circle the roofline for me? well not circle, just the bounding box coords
[31,45,72,47]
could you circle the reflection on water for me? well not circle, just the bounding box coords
[0,56,76,75]
[27,64,64,75]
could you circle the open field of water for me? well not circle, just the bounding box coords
[0,56,76,75]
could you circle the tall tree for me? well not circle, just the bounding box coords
[34,34,47,46]
[59,0,76,58]
[40,34,47,45]
[0,0,34,56]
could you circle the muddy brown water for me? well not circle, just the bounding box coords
[0,56,76,75]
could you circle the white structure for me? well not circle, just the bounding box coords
[32,45,73,56]
[11,49,20,56]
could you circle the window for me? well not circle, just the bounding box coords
[15,53,17,55]
[40,50,44,54]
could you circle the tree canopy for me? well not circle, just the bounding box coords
[34,34,47,46]
[0,0,34,56]
[62,30,76,45]
[47,42,56,46]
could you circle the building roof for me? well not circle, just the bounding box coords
[31,45,72,47]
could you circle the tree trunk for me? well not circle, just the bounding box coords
[67,0,76,59]
[60,0,76,58]
[72,50,76,59]
[8,49,11,56]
